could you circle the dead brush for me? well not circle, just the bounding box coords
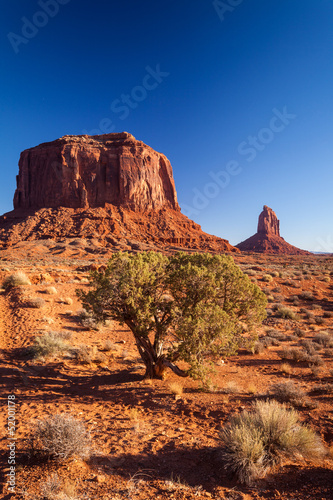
[73,345,93,364]
[269,381,316,408]
[40,473,77,500]
[29,413,91,461]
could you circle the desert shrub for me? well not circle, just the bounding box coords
[44,286,58,295]
[77,252,267,381]
[284,279,296,287]
[81,316,101,331]
[299,291,314,301]
[263,336,280,347]
[262,274,273,283]
[2,271,31,289]
[311,383,333,395]
[299,339,320,354]
[315,316,325,325]
[276,307,299,320]
[73,345,92,364]
[251,341,265,354]
[39,473,77,500]
[26,297,46,309]
[323,311,333,318]
[313,332,333,348]
[269,381,314,408]
[266,329,286,340]
[294,327,306,337]
[221,400,325,485]
[278,347,309,363]
[307,354,324,367]
[29,331,70,359]
[30,414,91,461]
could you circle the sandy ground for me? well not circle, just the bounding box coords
[0,246,332,499]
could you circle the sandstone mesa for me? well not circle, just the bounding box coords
[0,132,238,253]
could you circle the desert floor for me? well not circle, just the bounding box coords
[0,242,332,499]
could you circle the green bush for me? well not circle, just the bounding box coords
[77,251,267,381]
[221,400,325,485]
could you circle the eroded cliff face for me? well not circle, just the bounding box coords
[14,132,179,212]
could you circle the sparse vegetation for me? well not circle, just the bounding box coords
[30,414,91,461]
[29,331,70,359]
[276,306,299,320]
[269,381,315,408]
[26,297,46,308]
[221,400,325,485]
[3,271,31,289]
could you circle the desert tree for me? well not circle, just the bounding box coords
[77,251,267,380]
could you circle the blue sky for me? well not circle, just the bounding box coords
[1,0,332,251]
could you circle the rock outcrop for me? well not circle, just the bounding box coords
[257,205,280,236]
[236,205,310,255]
[14,132,179,212]
[1,133,238,253]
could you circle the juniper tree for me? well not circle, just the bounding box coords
[77,252,266,380]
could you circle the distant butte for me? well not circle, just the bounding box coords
[0,132,239,253]
[236,205,310,255]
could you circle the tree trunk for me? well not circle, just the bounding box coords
[134,334,188,380]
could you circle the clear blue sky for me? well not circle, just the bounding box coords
[1,0,332,251]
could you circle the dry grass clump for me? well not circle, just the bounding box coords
[29,331,70,359]
[222,380,242,394]
[44,286,58,295]
[59,296,73,305]
[281,363,293,375]
[269,381,315,408]
[299,291,314,301]
[279,347,309,363]
[276,307,299,320]
[220,400,325,485]
[26,297,47,309]
[30,414,91,461]
[262,274,273,283]
[73,345,93,364]
[168,381,184,396]
[313,331,333,347]
[39,474,77,500]
[3,271,31,289]
[103,339,116,351]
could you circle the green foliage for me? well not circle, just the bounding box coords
[77,251,267,380]
[221,400,325,485]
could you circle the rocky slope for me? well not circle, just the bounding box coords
[1,133,238,253]
[236,205,310,255]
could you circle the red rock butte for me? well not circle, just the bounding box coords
[236,205,310,255]
[0,132,238,253]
